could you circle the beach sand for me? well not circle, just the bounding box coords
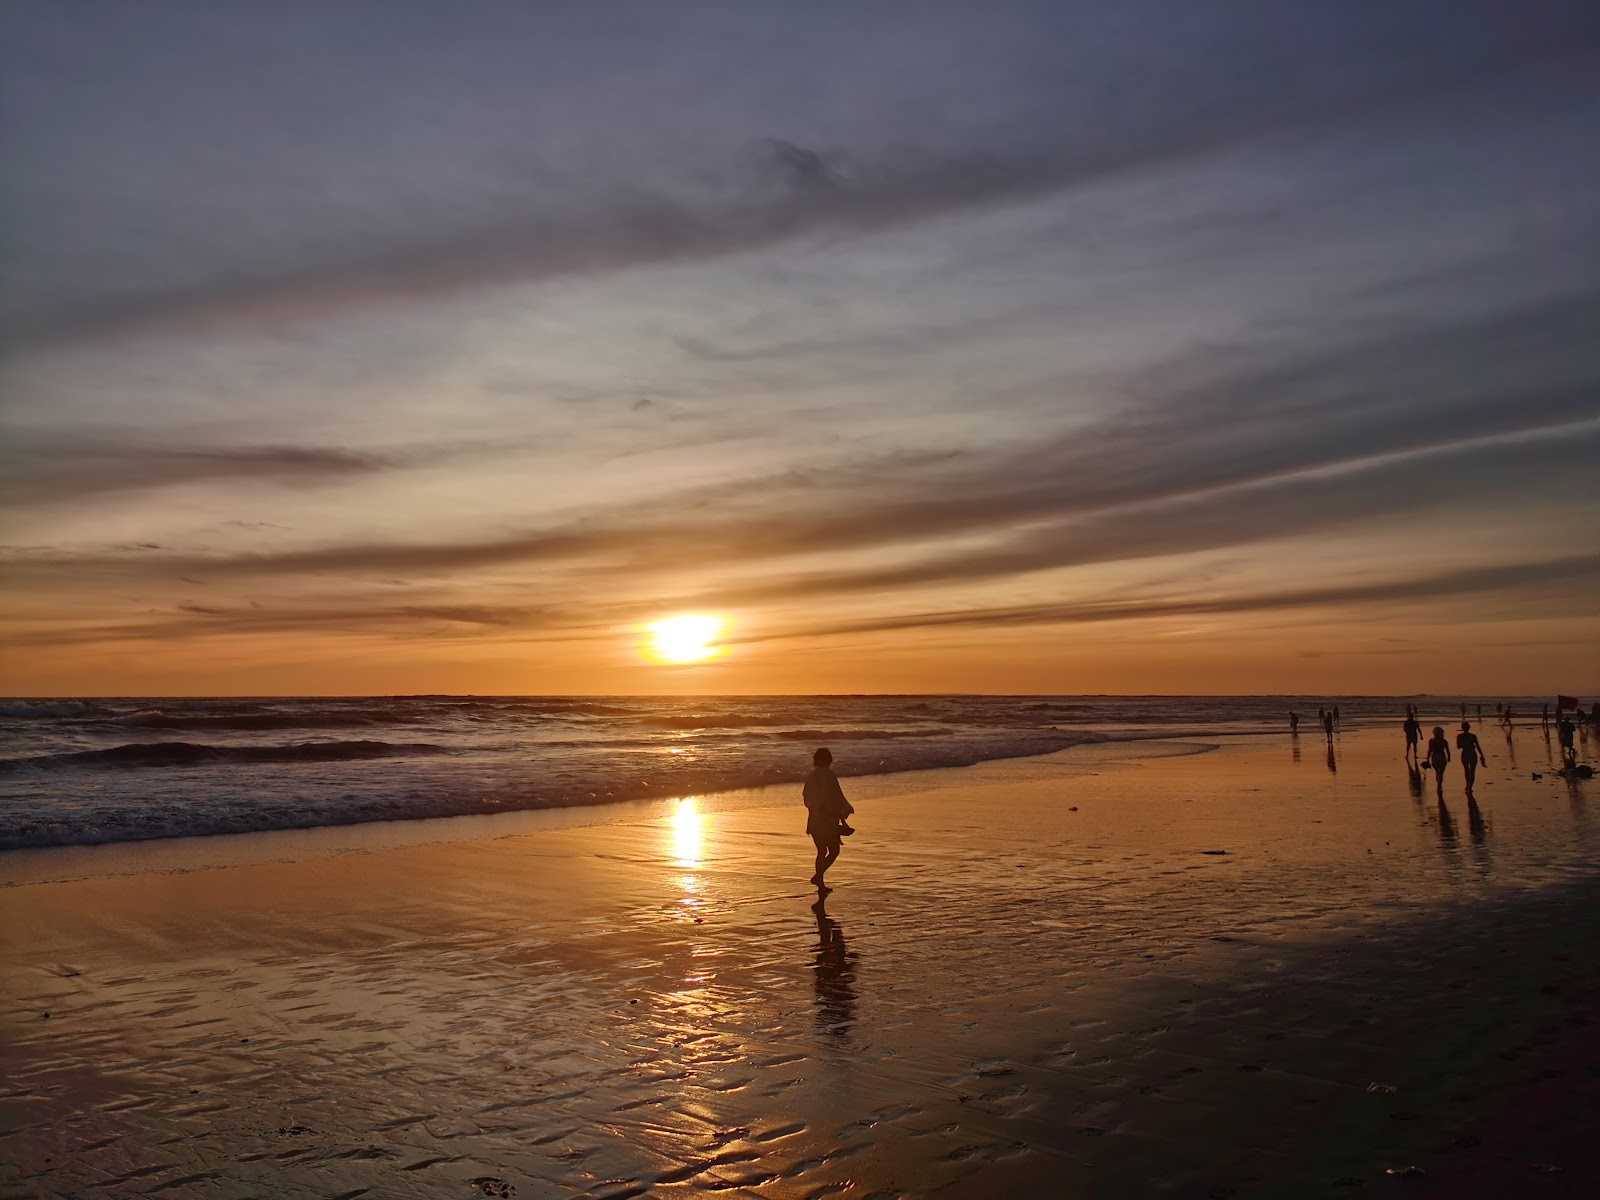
[3,727,1597,1198]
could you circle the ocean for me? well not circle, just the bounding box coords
[0,694,1554,850]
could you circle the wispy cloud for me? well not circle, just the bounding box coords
[15,288,1587,586]
[738,554,1600,645]
[5,14,1592,351]
[1,441,390,505]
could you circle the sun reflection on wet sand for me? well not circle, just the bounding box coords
[669,795,704,868]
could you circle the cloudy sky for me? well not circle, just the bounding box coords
[3,1,1597,695]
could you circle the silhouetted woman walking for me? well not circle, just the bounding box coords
[1425,726,1451,798]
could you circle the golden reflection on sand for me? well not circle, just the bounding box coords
[669,795,704,868]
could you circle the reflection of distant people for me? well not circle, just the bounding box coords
[1425,726,1451,797]
[1322,710,1335,743]
[1456,722,1487,796]
[1288,711,1299,733]
[804,747,854,892]
[1406,762,1424,800]
[1403,713,1422,761]
[811,897,857,1035]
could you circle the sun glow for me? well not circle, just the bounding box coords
[669,796,703,868]
[645,614,729,664]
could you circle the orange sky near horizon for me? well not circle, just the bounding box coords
[4,606,1593,698]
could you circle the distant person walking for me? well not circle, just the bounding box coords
[803,747,854,892]
[1403,713,1422,761]
[1289,711,1299,733]
[1333,704,1341,731]
[1425,726,1451,797]
[1542,703,1550,730]
[1456,722,1488,796]
[1322,710,1335,743]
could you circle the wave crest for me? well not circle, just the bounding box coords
[1,740,450,772]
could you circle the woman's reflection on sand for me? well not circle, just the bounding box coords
[811,897,858,1036]
[1325,742,1338,774]
[1466,796,1488,845]
[1435,798,1457,845]
[1464,795,1493,876]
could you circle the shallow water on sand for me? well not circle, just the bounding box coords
[1,729,1594,1198]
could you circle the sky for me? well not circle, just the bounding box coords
[2,0,1597,697]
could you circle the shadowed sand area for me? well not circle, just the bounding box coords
[3,728,1598,1198]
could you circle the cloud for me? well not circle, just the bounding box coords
[1,596,611,648]
[1,441,390,505]
[5,21,1593,352]
[5,285,1594,591]
[689,419,1600,609]
[738,554,1600,645]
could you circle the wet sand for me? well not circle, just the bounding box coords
[2,727,1597,1198]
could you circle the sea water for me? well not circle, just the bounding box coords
[0,694,1554,848]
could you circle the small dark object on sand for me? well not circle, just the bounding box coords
[1202,849,1229,855]
[471,1178,515,1198]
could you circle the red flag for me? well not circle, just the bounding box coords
[1557,695,1579,710]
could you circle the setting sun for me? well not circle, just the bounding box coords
[645,614,730,664]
